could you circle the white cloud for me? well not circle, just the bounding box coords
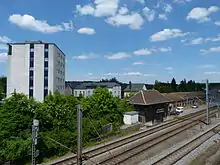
[62,20,74,31]
[72,53,98,60]
[0,44,8,50]
[158,14,168,20]
[134,47,172,55]
[136,0,145,4]
[118,6,129,15]
[76,0,119,17]
[104,72,119,76]
[106,12,144,30]
[150,29,189,42]
[165,67,173,70]
[204,71,220,75]
[215,21,220,26]
[0,53,7,62]
[0,36,12,43]
[132,61,144,65]
[186,6,219,23]
[123,72,143,76]
[187,37,204,45]
[199,64,216,69]
[76,4,95,15]
[105,52,132,60]
[133,48,152,55]
[77,27,96,35]
[123,72,155,76]
[173,0,192,4]
[164,4,172,13]
[8,14,72,33]
[200,46,220,54]
[184,35,220,45]
[142,7,156,22]
[156,47,172,52]
[87,73,93,76]
[103,71,155,77]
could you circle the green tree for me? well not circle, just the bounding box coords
[0,92,38,163]
[0,76,6,100]
[171,78,177,92]
[35,92,79,159]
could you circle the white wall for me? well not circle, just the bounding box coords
[73,85,121,98]
[7,44,29,97]
[123,112,139,125]
[7,43,65,102]
[34,44,44,101]
[52,45,65,95]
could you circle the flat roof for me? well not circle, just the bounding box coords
[7,41,66,56]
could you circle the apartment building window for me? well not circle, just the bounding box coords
[29,89,33,97]
[88,90,91,96]
[44,44,49,98]
[30,52,34,58]
[8,45,12,55]
[30,70,33,77]
[29,79,33,87]
[44,89,48,98]
[29,44,34,98]
[83,91,85,96]
[44,61,48,67]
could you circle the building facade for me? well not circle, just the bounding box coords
[7,41,65,101]
[65,81,122,98]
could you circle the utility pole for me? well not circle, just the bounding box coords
[77,105,83,165]
[206,79,209,125]
[32,119,39,165]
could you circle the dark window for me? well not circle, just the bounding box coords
[8,45,12,55]
[44,79,48,87]
[30,44,34,49]
[29,79,33,87]
[45,44,48,49]
[44,70,48,76]
[30,61,34,67]
[44,61,48,67]
[30,57,34,61]
[30,52,34,58]
[44,89,48,98]
[30,70,33,77]
[45,52,48,58]
[29,89,33,97]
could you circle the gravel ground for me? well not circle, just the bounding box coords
[174,134,220,165]
[138,117,220,165]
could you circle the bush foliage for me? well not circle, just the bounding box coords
[0,88,134,164]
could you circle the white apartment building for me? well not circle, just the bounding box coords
[7,40,65,101]
[65,82,122,99]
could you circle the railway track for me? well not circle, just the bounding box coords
[91,109,218,165]
[45,106,217,165]
[150,122,220,165]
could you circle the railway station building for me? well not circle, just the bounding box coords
[129,90,171,123]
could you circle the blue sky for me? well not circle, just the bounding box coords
[0,0,220,83]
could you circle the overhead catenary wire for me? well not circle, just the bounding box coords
[82,110,117,165]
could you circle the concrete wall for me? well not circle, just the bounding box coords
[7,44,29,97]
[7,43,65,102]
